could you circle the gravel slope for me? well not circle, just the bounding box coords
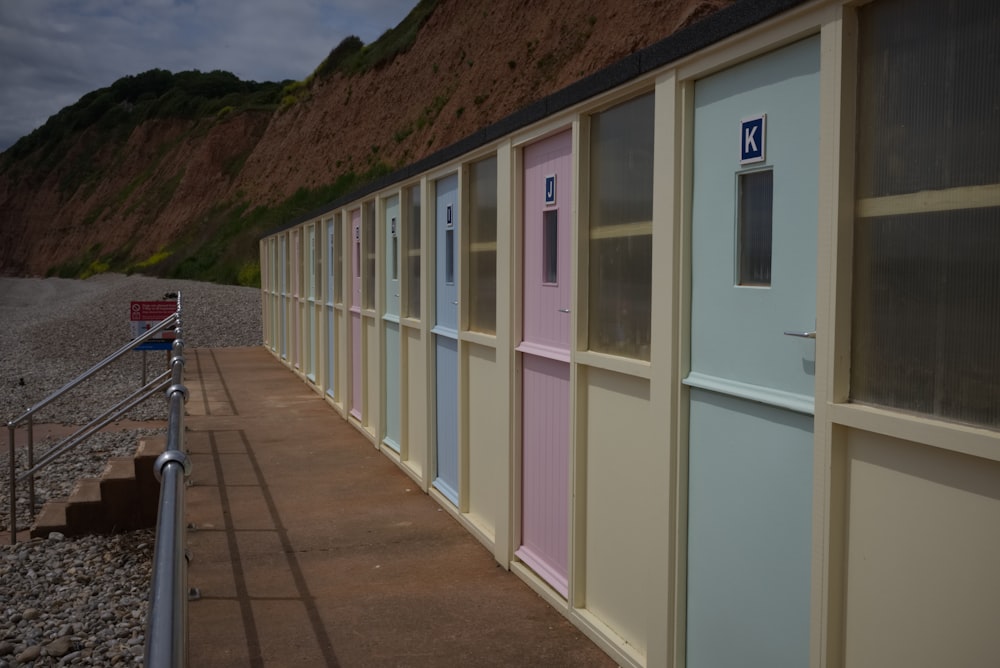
[1,273,262,424]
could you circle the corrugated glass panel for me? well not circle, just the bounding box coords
[588,93,654,361]
[332,213,343,304]
[468,156,498,334]
[851,0,1000,429]
[404,184,422,319]
[363,201,376,310]
[856,0,1000,198]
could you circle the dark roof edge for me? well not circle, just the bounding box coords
[264,0,808,239]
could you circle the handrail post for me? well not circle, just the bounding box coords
[8,425,15,545]
[27,414,35,518]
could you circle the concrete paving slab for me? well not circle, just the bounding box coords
[188,600,251,667]
[183,347,617,667]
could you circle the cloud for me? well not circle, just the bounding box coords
[0,0,415,151]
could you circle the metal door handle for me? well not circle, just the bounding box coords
[557,308,571,313]
[451,300,459,305]
[783,330,816,339]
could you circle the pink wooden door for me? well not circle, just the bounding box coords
[349,208,363,420]
[516,130,572,597]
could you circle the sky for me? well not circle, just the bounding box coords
[0,0,417,151]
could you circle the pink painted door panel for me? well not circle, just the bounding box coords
[350,208,362,419]
[522,130,572,354]
[516,354,570,597]
[517,130,572,597]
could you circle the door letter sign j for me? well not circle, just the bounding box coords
[740,114,766,165]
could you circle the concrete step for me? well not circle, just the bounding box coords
[31,499,69,538]
[100,457,140,532]
[30,434,167,538]
[135,435,165,526]
[63,478,105,536]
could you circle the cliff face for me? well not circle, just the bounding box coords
[0,0,731,283]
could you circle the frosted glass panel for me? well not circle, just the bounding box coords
[363,201,375,310]
[852,0,1000,429]
[588,93,654,361]
[328,218,341,304]
[856,0,1000,198]
[309,225,319,301]
[468,156,497,334]
[405,184,421,318]
[852,209,1000,428]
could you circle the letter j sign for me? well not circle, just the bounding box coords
[740,114,766,165]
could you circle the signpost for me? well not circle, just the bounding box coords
[131,300,177,383]
[130,301,176,350]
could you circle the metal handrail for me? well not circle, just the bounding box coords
[6,299,180,544]
[18,370,172,481]
[4,293,192,663]
[145,334,191,667]
[8,313,178,427]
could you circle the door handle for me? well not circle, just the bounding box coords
[783,330,816,339]
[451,300,459,305]
[557,308,571,313]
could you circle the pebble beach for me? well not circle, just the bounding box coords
[1,274,262,666]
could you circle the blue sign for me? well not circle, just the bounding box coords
[740,114,766,164]
[135,341,173,351]
[544,174,556,206]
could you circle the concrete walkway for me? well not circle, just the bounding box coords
[183,347,616,667]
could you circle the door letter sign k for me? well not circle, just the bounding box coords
[740,114,766,165]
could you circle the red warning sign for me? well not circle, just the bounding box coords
[130,301,177,340]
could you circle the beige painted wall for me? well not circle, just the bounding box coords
[843,429,1000,667]
[464,342,504,544]
[362,315,379,438]
[582,366,659,660]
[402,324,427,484]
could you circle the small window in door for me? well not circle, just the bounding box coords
[737,169,773,286]
[391,217,399,281]
[543,210,558,284]
[445,228,455,285]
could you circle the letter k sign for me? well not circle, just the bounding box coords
[740,114,766,164]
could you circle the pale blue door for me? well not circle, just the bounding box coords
[685,36,819,668]
[383,195,401,452]
[433,174,459,504]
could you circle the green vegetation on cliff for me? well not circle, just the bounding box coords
[3,69,286,175]
[2,0,442,288]
[314,0,440,79]
[48,162,395,287]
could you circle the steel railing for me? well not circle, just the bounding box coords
[144,320,191,667]
[6,292,192,664]
[4,293,192,665]
[6,298,181,544]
